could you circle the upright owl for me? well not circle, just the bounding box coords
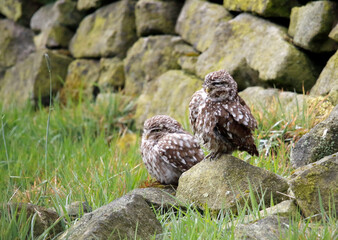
[189,70,258,159]
[141,115,204,185]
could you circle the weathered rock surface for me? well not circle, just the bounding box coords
[57,194,162,240]
[135,70,201,128]
[98,58,125,92]
[0,0,40,26]
[176,155,289,212]
[289,153,338,218]
[288,1,337,52]
[7,203,63,238]
[30,0,83,32]
[224,0,297,18]
[34,25,74,49]
[178,55,199,75]
[124,36,196,95]
[310,50,338,97]
[234,216,290,240]
[0,19,35,71]
[70,0,137,58]
[243,200,298,223]
[135,0,182,36]
[176,0,232,52]
[127,187,177,210]
[196,13,317,92]
[77,0,106,11]
[329,24,338,42]
[290,105,338,168]
[0,50,72,107]
[60,59,100,103]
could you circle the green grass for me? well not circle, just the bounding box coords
[0,93,336,239]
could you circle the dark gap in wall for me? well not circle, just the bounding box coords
[208,0,223,4]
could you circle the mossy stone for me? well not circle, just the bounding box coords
[0,0,40,26]
[60,59,100,103]
[176,154,289,213]
[310,50,338,96]
[0,50,72,108]
[289,153,338,218]
[69,0,137,58]
[329,24,338,42]
[135,0,182,36]
[196,13,318,92]
[0,19,35,71]
[135,70,202,128]
[223,0,297,18]
[30,0,84,31]
[34,25,74,49]
[176,0,232,52]
[290,105,338,168]
[288,1,337,52]
[124,36,194,95]
[98,58,125,93]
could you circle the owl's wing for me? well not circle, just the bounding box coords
[226,97,257,130]
[189,89,205,134]
[157,133,204,172]
[217,101,258,156]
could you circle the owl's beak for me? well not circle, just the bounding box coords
[144,131,150,140]
[205,87,210,93]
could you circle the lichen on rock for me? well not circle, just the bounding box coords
[289,153,338,219]
[135,70,202,128]
[196,13,318,93]
[176,154,289,213]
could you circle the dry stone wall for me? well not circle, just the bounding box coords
[0,0,337,116]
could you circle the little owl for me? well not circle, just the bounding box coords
[141,115,204,185]
[189,69,258,159]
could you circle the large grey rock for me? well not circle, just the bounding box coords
[289,153,338,218]
[60,59,100,103]
[135,0,182,36]
[310,50,338,98]
[290,105,338,168]
[176,0,232,52]
[98,58,125,93]
[196,13,318,92]
[234,216,290,240]
[30,0,84,32]
[176,155,289,212]
[135,70,202,128]
[288,1,337,52]
[70,1,137,58]
[0,50,72,108]
[127,187,177,210]
[57,194,162,240]
[0,0,40,26]
[124,36,196,95]
[224,0,297,18]
[0,19,35,72]
[7,203,63,238]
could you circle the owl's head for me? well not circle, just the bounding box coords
[203,70,238,101]
[143,115,184,140]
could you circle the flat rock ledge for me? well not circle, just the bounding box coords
[176,155,289,213]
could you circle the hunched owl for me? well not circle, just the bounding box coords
[141,115,204,185]
[189,69,258,159]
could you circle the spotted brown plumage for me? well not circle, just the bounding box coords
[141,115,204,185]
[189,70,258,159]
